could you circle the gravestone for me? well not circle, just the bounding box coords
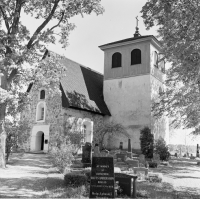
[82,142,92,167]
[90,157,115,198]
[197,144,199,158]
[133,167,148,180]
[126,159,139,168]
[128,139,132,152]
[93,144,100,157]
[115,173,137,198]
[119,142,123,150]
[127,139,132,158]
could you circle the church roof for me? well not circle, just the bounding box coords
[59,56,111,115]
[27,51,111,116]
[99,35,160,48]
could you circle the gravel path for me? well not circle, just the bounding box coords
[154,159,200,198]
[0,153,63,198]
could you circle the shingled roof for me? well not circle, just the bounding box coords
[59,56,110,115]
[28,52,111,116]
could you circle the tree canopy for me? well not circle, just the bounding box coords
[0,0,104,118]
[141,0,200,133]
[0,0,104,168]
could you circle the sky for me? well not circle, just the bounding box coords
[43,0,158,74]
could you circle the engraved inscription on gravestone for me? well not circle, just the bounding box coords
[89,157,115,198]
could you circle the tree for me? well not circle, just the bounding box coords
[140,127,154,159]
[141,0,200,134]
[93,122,129,151]
[0,0,104,168]
[154,137,170,161]
[63,118,85,155]
[4,118,31,162]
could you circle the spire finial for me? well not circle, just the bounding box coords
[136,16,139,27]
[134,16,141,38]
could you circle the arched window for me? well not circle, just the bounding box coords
[36,102,46,122]
[112,52,122,68]
[131,49,141,65]
[40,90,45,99]
[154,51,158,68]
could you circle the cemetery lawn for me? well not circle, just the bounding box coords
[136,158,200,199]
[0,153,200,198]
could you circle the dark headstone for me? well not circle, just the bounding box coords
[197,144,199,157]
[115,173,137,197]
[90,157,115,198]
[128,139,132,152]
[82,142,92,164]
[119,142,123,150]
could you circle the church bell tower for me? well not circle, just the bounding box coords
[99,18,169,150]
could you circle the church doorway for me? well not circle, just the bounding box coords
[35,131,44,151]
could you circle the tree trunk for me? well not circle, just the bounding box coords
[0,94,7,168]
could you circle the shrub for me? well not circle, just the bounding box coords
[148,162,158,168]
[137,190,149,198]
[50,135,74,173]
[146,174,162,183]
[81,169,91,182]
[64,172,88,187]
[154,137,170,161]
[140,127,154,159]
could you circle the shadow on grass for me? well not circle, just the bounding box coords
[0,176,65,198]
[137,181,176,199]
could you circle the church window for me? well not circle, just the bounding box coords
[36,102,46,122]
[131,49,141,65]
[112,52,122,68]
[40,90,45,99]
[154,51,158,68]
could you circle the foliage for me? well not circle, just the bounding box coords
[49,134,74,173]
[140,127,154,159]
[141,0,200,133]
[136,190,149,198]
[154,137,170,161]
[93,122,129,151]
[146,175,162,183]
[64,172,88,187]
[63,117,85,155]
[4,117,31,161]
[148,162,158,168]
[0,0,104,168]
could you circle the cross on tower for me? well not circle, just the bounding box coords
[136,16,139,27]
[134,16,141,38]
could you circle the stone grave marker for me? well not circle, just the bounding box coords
[197,144,199,157]
[126,159,139,168]
[90,157,115,198]
[132,167,148,180]
[82,142,92,167]
[139,154,146,167]
[115,173,137,198]
[93,144,100,157]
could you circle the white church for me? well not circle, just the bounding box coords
[23,27,169,153]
